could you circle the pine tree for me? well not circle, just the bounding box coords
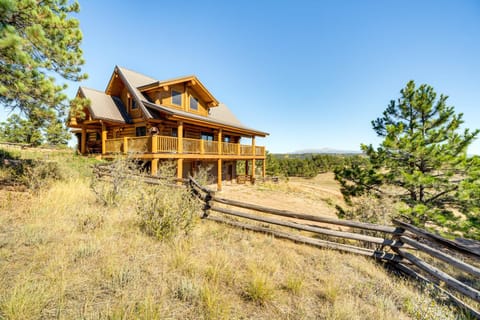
[0,0,87,113]
[45,118,71,146]
[0,113,43,145]
[335,81,480,238]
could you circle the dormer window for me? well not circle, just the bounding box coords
[131,98,137,109]
[190,96,198,111]
[172,90,182,106]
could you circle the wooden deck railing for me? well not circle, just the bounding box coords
[127,136,150,153]
[240,145,253,156]
[203,140,218,154]
[222,142,238,155]
[105,138,124,153]
[156,136,177,153]
[104,136,265,157]
[183,138,201,154]
[255,146,265,156]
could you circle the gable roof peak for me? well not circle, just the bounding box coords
[115,65,157,88]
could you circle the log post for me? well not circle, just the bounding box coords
[262,159,266,178]
[81,126,86,154]
[217,158,222,191]
[252,136,256,156]
[123,137,128,154]
[151,135,158,153]
[101,123,107,155]
[245,160,249,175]
[151,159,158,176]
[218,128,223,155]
[200,139,204,154]
[251,136,256,179]
[177,121,183,154]
[177,158,183,184]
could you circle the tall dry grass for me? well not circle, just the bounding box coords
[0,152,462,319]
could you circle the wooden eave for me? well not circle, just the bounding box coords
[138,76,219,107]
[104,70,119,96]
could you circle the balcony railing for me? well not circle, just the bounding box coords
[104,135,265,157]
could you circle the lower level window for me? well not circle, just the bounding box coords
[136,126,146,136]
[201,132,214,141]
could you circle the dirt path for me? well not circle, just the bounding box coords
[212,173,344,218]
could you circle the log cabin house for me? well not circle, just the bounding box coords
[68,66,268,190]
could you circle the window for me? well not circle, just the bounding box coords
[131,98,137,109]
[189,96,198,111]
[136,126,146,137]
[172,90,182,106]
[223,136,231,143]
[201,132,214,141]
[172,128,185,138]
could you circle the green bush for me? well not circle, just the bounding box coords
[136,183,200,240]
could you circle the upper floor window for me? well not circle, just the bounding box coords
[190,96,198,111]
[172,90,182,106]
[131,98,137,109]
[223,136,231,143]
[136,126,146,137]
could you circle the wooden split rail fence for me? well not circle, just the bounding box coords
[91,165,480,318]
[188,176,480,318]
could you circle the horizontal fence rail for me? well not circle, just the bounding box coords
[187,176,480,318]
[90,168,480,318]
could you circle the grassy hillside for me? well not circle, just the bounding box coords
[0,148,460,319]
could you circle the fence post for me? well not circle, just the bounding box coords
[203,190,212,218]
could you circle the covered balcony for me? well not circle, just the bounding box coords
[103,135,266,158]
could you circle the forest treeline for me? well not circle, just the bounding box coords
[265,153,367,178]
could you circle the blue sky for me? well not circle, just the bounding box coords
[5,0,480,153]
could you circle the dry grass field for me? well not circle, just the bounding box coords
[0,149,461,319]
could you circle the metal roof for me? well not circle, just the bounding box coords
[81,66,268,136]
[79,87,131,124]
[144,101,268,137]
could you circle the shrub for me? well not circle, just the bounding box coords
[136,183,200,240]
[20,160,64,191]
[90,158,141,206]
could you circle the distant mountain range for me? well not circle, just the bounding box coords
[288,148,362,155]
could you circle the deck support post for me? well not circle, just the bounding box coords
[252,159,256,179]
[81,126,86,154]
[123,137,128,154]
[151,159,158,176]
[262,159,266,178]
[245,160,249,176]
[101,123,107,155]
[177,158,183,184]
[217,158,222,191]
[251,136,256,179]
